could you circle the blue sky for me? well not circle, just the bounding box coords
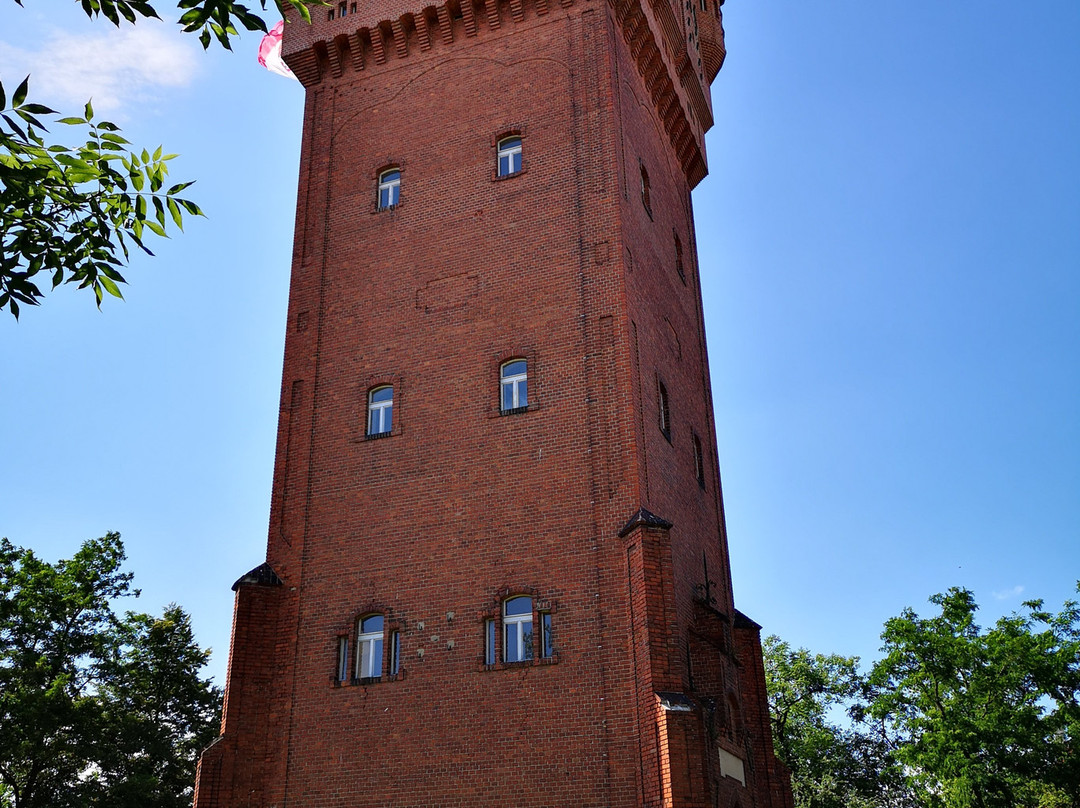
[1,0,1077,685]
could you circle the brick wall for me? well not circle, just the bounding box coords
[195,0,791,804]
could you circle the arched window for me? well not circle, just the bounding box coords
[367,386,393,436]
[497,136,523,176]
[500,359,528,412]
[355,614,384,679]
[377,168,400,209]
[503,596,533,663]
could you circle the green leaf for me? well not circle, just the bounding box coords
[57,117,87,125]
[85,99,95,120]
[166,198,184,231]
[20,103,56,115]
[13,76,29,108]
[99,275,124,299]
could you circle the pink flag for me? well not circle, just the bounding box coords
[258,20,296,79]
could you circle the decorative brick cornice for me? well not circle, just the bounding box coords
[281,0,723,185]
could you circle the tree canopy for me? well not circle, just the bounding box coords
[1,0,316,318]
[763,636,913,808]
[765,586,1080,808]
[862,587,1080,808]
[0,532,222,808]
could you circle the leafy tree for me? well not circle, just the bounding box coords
[0,532,222,808]
[764,635,912,808]
[2,0,318,318]
[861,587,1080,808]
[0,80,203,318]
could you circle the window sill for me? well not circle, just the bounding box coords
[330,670,406,688]
[492,166,527,182]
[481,653,559,672]
[352,428,400,443]
[488,401,540,419]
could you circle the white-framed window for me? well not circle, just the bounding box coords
[497,136,522,177]
[503,596,534,663]
[540,610,554,658]
[388,630,401,676]
[485,618,497,665]
[500,360,528,412]
[367,386,393,436]
[378,168,400,210]
[336,636,349,682]
[355,614,384,679]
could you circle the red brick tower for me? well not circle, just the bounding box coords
[194,0,793,804]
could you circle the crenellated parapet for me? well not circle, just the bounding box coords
[280,0,726,185]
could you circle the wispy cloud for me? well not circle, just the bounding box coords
[992,585,1025,601]
[0,22,201,115]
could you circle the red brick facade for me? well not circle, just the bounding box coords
[193,0,793,804]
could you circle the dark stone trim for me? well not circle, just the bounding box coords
[618,507,673,537]
[656,691,695,712]
[732,608,762,632]
[232,562,284,591]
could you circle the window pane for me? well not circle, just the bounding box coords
[505,622,531,663]
[504,623,515,662]
[390,632,400,675]
[338,637,349,680]
[518,379,527,407]
[371,638,383,676]
[521,623,534,660]
[502,361,526,378]
[360,641,372,677]
[499,155,510,176]
[361,615,383,633]
[383,404,392,432]
[542,613,553,658]
[505,596,531,616]
[486,619,496,665]
[371,387,393,403]
[511,152,522,173]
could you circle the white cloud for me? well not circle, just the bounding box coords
[992,585,1025,601]
[0,22,201,115]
